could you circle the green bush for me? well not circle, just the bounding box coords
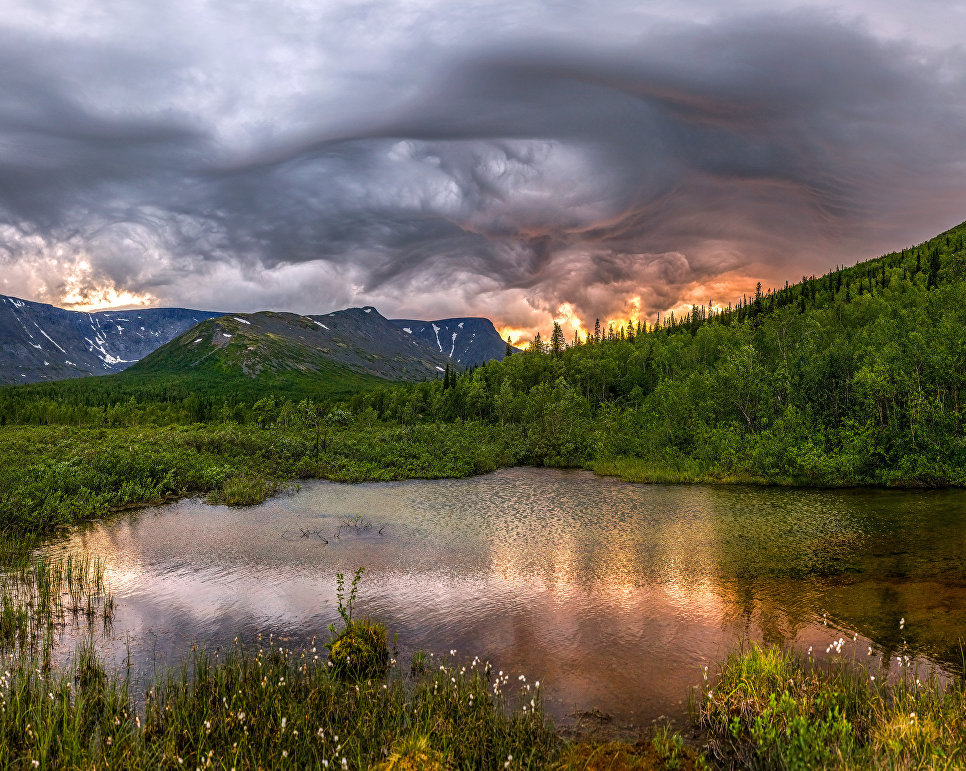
[327,618,390,682]
[218,475,273,506]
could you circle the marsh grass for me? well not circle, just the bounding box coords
[409,650,429,678]
[701,644,966,770]
[0,422,519,534]
[0,640,559,769]
[215,474,281,506]
[0,545,114,655]
[556,732,709,771]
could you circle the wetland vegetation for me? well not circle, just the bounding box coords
[2,223,966,766]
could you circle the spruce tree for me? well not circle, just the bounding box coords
[550,322,565,357]
[528,332,545,354]
[928,249,941,289]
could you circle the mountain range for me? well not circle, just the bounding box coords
[128,307,455,383]
[0,296,511,385]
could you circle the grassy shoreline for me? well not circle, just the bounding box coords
[587,455,966,488]
[700,645,966,769]
[0,422,522,534]
[4,421,963,538]
[2,634,963,768]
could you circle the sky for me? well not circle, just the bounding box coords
[1,0,966,341]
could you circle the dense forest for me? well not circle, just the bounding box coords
[2,220,966,531]
[357,219,966,485]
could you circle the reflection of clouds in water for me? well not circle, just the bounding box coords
[42,468,966,723]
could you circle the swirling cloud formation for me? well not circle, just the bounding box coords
[1,1,966,336]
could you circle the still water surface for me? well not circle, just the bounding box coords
[45,468,966,727]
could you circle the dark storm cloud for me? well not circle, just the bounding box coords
[1,6,965,327]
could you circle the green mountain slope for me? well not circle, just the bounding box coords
[129,306,453,381]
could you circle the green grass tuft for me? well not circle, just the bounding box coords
[216,474,277,506]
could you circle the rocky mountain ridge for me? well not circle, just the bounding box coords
[0,295,514,385]
[0,295,221,384]
[389,317,517,366]
[129,306,455,382]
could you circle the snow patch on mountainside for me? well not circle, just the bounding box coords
[389,316,517,367]
[35,324,67,353]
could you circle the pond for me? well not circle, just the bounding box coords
[42,467,966,729]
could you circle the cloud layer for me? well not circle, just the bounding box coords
[1,1,966,334]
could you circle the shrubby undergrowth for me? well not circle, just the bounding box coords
[0,421,521,533]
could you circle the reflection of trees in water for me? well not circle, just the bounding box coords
[49,470,966,683]
[717,577,809,650]
[479,477,966,674]
[701,486,966,671]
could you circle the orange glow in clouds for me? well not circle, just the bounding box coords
[59,259,156,311]
[495,269,767,344]
[661,271,767,320]
[62,286,155,312]
[553,302,585,338]
[497,326,532,347]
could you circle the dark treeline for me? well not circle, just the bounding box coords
[0,367,372,427]
[3,220,966,487]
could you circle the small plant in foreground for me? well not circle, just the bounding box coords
[326,567,390,681]
[378,734,448,771]
[410,649,429,677]
[556,731,709,771]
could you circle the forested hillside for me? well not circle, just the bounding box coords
[2,220,965,502]
[349,220,966,485]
